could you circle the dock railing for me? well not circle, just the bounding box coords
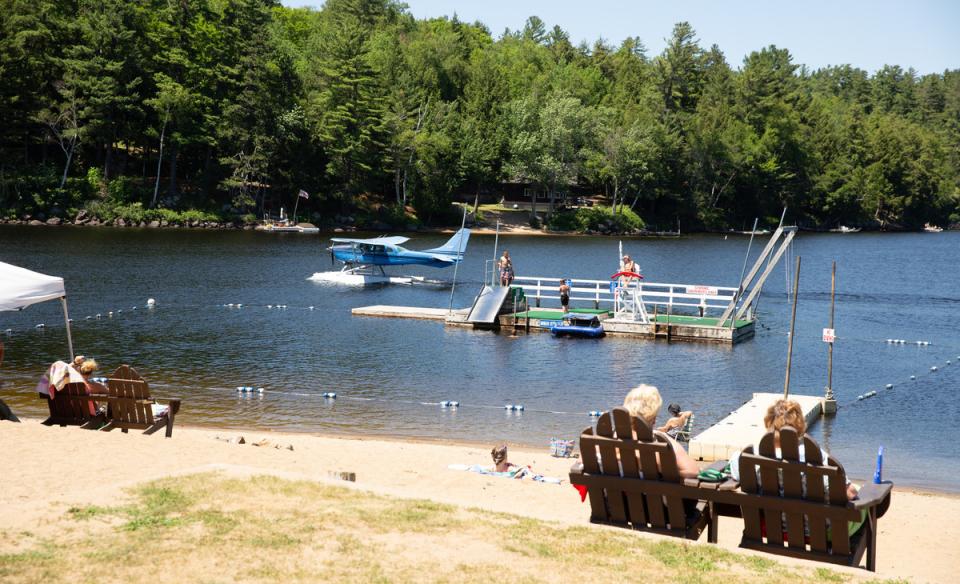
[508,276,740,323]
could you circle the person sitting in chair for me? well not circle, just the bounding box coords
[657,403,693,439]
[623,385,699,479]
[729,399,859,501]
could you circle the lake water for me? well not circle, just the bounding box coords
[2,226,958,491]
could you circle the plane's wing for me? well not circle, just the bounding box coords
[329,235,410,245]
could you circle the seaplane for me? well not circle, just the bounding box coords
[308,228,471,286]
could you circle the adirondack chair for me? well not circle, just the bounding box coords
[41,382,105,428]
[673,414,694,442]
[735,427,892,571]
[570,406,731,542]
[102,365,181,437]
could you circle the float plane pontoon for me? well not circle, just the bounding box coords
[309,228,471,286]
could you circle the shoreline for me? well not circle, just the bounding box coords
[1,220,954,236]
[2,417,958,581]
[8,410,960,499]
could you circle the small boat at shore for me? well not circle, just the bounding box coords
[550,313,605,338]
[259,221,319,234]
[830,225,861,233]
[924,223,944,233]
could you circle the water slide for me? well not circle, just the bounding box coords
[466,285,512,324]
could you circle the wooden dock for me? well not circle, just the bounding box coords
[688,393,824,462]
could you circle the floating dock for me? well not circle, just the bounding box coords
[499,308,754,343]
[688,392,824,462]
[351,305,469,323]
[351,227,796,346]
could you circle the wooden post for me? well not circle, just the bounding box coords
[823,261,838,414]
[783,255,802,398]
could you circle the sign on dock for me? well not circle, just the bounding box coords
[688,393,823,462]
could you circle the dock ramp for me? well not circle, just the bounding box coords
[467,285,512,324]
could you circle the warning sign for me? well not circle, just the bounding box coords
[822,328,836,343]
[686,285,718,296]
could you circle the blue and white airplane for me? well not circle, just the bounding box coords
[310,229,471,285]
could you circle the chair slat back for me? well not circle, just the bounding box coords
[738,428,851,555]
[107,365,154,428]
[579,406,690,533]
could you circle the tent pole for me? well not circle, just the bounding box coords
[60,296,75,361]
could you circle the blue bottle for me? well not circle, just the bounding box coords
[873,446,884,484]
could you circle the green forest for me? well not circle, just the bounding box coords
[1,0,958,231]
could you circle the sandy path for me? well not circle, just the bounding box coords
[2,419,956,582]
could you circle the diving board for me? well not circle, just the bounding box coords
[688,393,823,462]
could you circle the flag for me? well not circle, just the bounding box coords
[298,189,309,199]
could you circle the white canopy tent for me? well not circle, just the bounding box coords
[0,261,75,360]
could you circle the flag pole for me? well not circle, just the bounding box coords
[292,192,300,225]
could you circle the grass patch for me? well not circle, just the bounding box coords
[814,566,848,581]
[0,473,875,583]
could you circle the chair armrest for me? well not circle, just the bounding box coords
[165,398,181,416]
[851,482,893,515]
[569,462,584,477]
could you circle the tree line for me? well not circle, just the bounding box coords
[1,0,958,230]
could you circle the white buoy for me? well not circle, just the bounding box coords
[117,309,123,314]
[309,306,315,310]
[267,304,273,309]
[885,383,894,389]
[147,298,156,308]
[35,323,45,329]
[68,318,73,323]
[85,316,91,320]
[237,304,242,308]
[108,311,113,317]
[910,375,916,380]
[931,366,938,372]
[96,313,102,319]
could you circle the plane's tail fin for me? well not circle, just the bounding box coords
[426,228,471,258]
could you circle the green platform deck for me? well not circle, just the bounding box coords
[510,309,750,329]
[512,308,610,320]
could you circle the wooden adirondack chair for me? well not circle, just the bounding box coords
[735,427,892,571]
[102,365,181,437]
[41,382,105,428]
[570,406,729,541]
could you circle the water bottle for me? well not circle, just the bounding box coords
[873,446,884,484]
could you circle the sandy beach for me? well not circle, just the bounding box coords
[1,418,956,583]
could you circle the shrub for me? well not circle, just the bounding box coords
[547,205,645,233]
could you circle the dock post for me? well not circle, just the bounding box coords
[783,255,802,397]
[823,261,838,415]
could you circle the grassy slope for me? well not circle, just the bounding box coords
[0,473,905,583]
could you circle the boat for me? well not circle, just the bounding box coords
[550,313,605,338]
[259,220,319,234]
[257,205,319,234]
[732,229,770,236]
[924,223,944,233]
[830,226,861,233]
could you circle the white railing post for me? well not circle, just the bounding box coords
[536,279,541,308]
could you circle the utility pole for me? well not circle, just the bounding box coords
[823,261,838,414]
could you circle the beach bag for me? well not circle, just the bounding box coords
[550,438,575,458]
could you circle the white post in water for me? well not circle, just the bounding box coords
[447,207,469,315]
[823,261,838,414]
